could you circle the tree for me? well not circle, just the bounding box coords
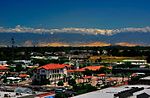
[97,67,111,74]
[68,79,76,86]
[15,64,24,72]
[83,69,93,76]
[31,59,51,66]
[58,57,69,64]
[3,77,7,83]
[6,60,14,65]
[27,67,36,77]
[63,74,67,82]
[146,55,150,63]
[8,66,15,72]
[57,81,64,86]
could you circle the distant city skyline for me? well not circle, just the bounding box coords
[0,0,150,29]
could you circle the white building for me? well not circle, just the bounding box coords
[123,60,147,65]
[33,63,71,84]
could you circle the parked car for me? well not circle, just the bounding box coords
[55,87,76,97]
[65,89,77,97]
[55,87,66,93]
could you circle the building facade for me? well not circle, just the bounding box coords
[33,64,71,84]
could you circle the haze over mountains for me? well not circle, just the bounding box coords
[0,32,148,47]
[0,26,150,47]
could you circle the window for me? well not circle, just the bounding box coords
[57,69,59,73]
[41,69,46,74]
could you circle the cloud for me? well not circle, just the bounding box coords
[0,25,150,35]
[113,26,150,33]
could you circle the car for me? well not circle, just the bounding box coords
[55,87,66,93]
[55,88,76,97]
[65,89,77,97]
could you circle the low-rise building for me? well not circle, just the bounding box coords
[0,91,34,98]
[33,63,71,84]
[123,59,147,65]
[72,85,150,98]
[67,65,112,76]
[0,65,9,77]
[0,65,9,72]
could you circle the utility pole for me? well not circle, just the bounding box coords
[11,37,15,61]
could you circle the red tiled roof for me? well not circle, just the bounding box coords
[80,66,112,71]
[67,69,85,73]
[83,76,93,79]
[83,76,97,79]
[38,63,70,70]
[97,74,106,77]
[19,74,29,78]
[67,70,75,73]
[0,66,9,70]
[67,65,112,73]
[9,72,17,74]
[106,78,115,81]
[67,66,111,73]
[81,66,104,71]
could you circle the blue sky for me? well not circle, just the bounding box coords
[0,0,150,29]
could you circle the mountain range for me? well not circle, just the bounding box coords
[0,31,149,47]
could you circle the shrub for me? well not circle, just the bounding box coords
[57,81,64,86]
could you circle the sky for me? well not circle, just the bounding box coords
[0,0,150,29]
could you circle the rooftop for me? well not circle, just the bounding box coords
[0,91,34,98]
[72,85,150,98]
[0,65,9,70]
[19,74,29,78]
[140,76,150,80]
[38,63,71,70]
[81,66,105,71]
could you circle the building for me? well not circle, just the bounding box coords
[33,63,71,84]
[0,91,34,98]
[0,65,9,77]
[67,65,112,76]
[72,85,150,98]
[123,60,147,65]
[129,76,150,85]
[0,61,7,65]
[0,65,9,72]
[80,65,112,71]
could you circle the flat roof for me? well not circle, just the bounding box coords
[123,60,146,61]
[140,76,150,80]
[0,91,33,98]
[72,85,150,98]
